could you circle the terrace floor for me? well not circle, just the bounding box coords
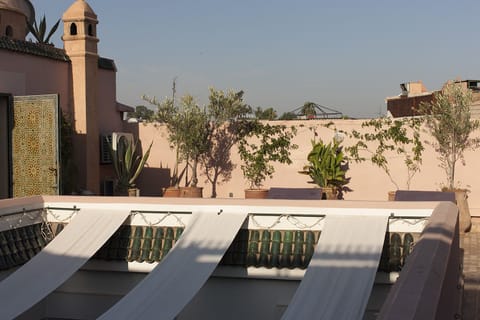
[461,218,480,319]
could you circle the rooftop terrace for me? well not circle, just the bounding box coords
[0,196,462,319]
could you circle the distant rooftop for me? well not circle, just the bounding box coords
[290,102,344,119]
[386,79,480,118]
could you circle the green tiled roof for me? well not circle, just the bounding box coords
[222,229,319,269]
[92,225,418,272]
[0,37,70,62]
[0,223,56,270]
[98,57,116,71]
[0,222,418,272]
[94,225,184,263]
[0,37,117,71]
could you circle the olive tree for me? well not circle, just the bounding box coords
[201,88,253,197]
[418,81,480,190]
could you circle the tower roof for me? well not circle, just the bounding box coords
[0,0,35,24]
[62,0,97,21]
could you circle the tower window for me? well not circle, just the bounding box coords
[70,23,77,35]
[88,24,94,36]
[5,26,13,38]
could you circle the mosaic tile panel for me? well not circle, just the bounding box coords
[12,95,59,197]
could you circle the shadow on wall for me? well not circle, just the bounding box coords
[136,167,171,196]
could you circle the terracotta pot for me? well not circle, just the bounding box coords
[244,189,269,199]
[128,188,139,197]
[180,186,203,198]
[163,187,181,197]
[388,190,396,201]
[322,187,337,200]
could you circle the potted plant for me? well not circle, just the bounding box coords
[300,139,349,199]
[238,122,297,198]
[418,81,480,232]
[109,136,152,196]
[200,88,253,198]
[143,94,210,197]
[175,95,211,197]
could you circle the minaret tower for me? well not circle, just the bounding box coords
[62,0,100,193]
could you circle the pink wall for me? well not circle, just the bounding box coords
[0,50,70,114]
[138,119,480,216]
[97,68,120,134]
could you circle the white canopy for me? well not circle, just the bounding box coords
[0,208,130,319]
[282,214,389,320]
[99,208,248,320]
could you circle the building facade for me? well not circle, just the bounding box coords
[386,79,480,118]
[0,0,135,198]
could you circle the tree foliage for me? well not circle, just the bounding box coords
[144,88,253,193]
[130,105,154,121]
[418,81,480,190]
[279,112,297,120]
[254,107,278,120]
[344,116,424,190]
[201,88,254,197]
[301,102,317,118]
[238,123,297,189]
[142,95,207,187]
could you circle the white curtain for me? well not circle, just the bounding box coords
[99,209,248,320]
[282,214,389,320]
[0,208,130,319]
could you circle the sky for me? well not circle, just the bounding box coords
[31,0,480,118]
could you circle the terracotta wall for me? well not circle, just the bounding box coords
[137,119,480,216]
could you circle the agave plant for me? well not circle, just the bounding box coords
[109,137,152,193]
[27,15,60,45]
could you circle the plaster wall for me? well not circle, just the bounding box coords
[97,68,139,192]
[97,68,120,135]
[0,50,70,113]
[0,10,27,40]
[138,119,480,216]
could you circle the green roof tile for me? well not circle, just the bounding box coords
[0,36,69,62]
[98,57,116,71]
[0,37,117,71]
[0,224,51,270]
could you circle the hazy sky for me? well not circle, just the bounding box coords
[31,0,480,118]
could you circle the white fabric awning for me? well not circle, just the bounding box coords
[282,214,389,320]
[0,209,130,320]
[99,209,248,320]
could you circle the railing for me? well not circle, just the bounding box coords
[378,201,462,320]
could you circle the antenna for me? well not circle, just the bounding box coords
[172,76,178,105]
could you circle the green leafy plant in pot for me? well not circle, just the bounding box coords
[238,122,297,198]
[109,137,152,196]
[300,139,349,199]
